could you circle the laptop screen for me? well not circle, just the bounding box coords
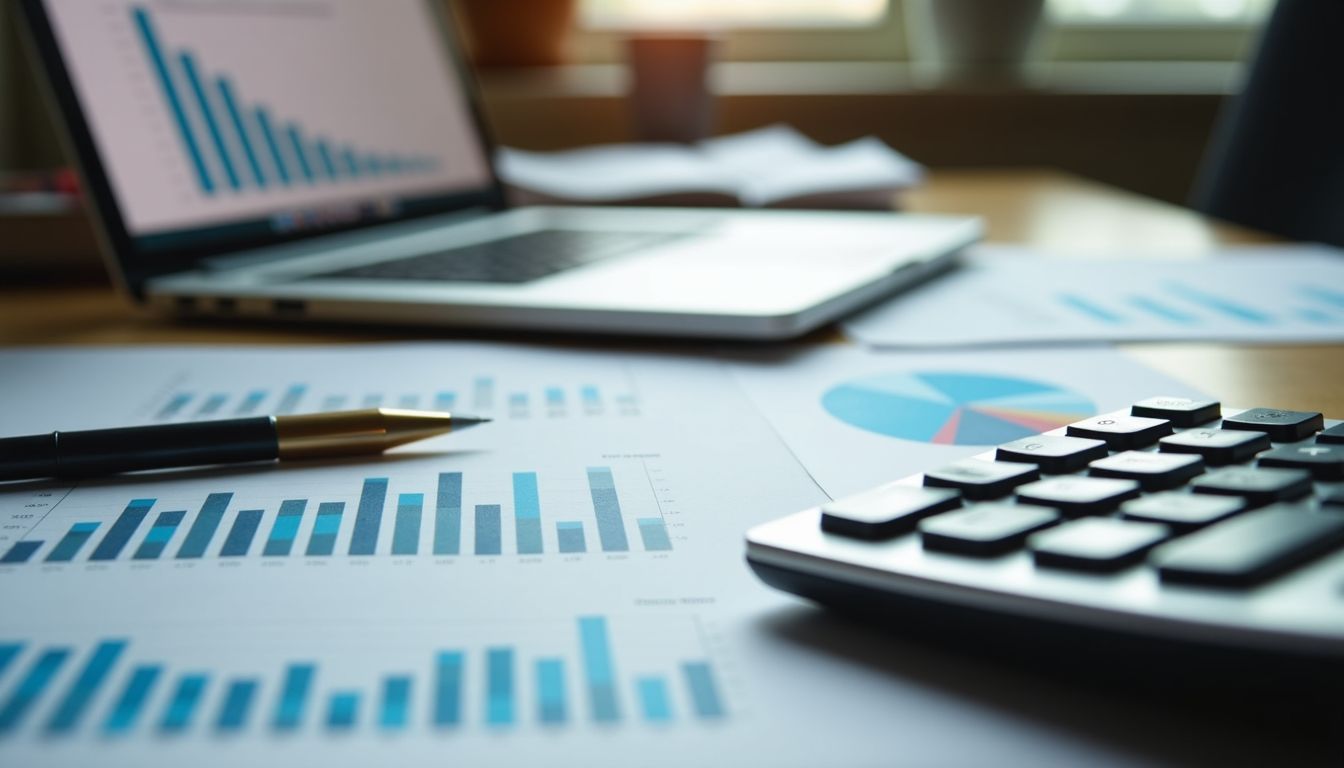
[35,0,496,258]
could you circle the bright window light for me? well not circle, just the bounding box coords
[1049,0,1273,22]
[581,0,889,28]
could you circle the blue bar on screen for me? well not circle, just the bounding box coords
[216,77,265,187]
[46,640,127,733]
[216,679,258,731]
[131,7,214,193]
[254,109,291,186]
[179,52,240,190]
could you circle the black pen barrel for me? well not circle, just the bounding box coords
[0,417,279,481]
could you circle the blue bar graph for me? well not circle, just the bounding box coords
[131,7,213,193]
[104,665,160,734]
[275,384,307,414]
[434,652,463,726]
[180,51,240,190]
[637,677,672,723]
[637,518,673,552]
[196,393,228,416]
[1129,295,1197,324]
[217,77,266,187]
[579,616,619,722]
[475,505,502,556]
[380,676,411,730]
[177,493,232,558]
[161,674,208,732]
[513,473,543,554]
[486,648,514,726]
[362,393,384,408]
[1302,285,1344,309]
[157,392,192,419]
[236,389,267,414]
[306,502,344,556]
[434,473,463,555]
[217,679,257,731]
[582,386,601,409]
[349,478,388,556]
[1059,293,1124,324]
[133,510,185,560]
[546,387,565,407]
[1168,282,1272,324]
[0,649,69,733]
[46,640,126,733]
[46,522,99,562]
[220,509,262,557]
[557,521,586,553]
[254,109,290,186]
[286,124,315,183]
[91,499,154,561]
[434,391,457,411]
[587,467,629,552]
[316,139,339,179]
[263,499,307,556]
[392,494,423,555]
[1,541,42,564]
[682,662,726,719]
[0,644,20,678]
[327,691,359,730]
[537,658,567,724]
[397,393,420,408]
[474,377,494,409]
[274,664,314,730]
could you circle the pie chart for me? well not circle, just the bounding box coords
[821,372,1095,446]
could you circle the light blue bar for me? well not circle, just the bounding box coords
[557,522,586,553]
[1299,307,1337,324]
[380,676,410,729]
[433,652,463,726]
[1167,282,1273,324]
[349,478,388,556]
[327,691,359,730]
[160,673,207,732]
[219,509,262,557]
[1301,285,1344,309]
[682,662,725,719]
[91,499,154,560]
[273,663,314,730]
[216,77,265,187]
[1,541,41,563]
[637,518,673,551]
[46,522,99,562]
[637,677,672,723]
[509,393,528,409]
[1059,293,1125,324]
[306,502,343,556]
[473,377,494,409]
[362,393,384,408]
[134,510,185,560]
[434,391,456,411]
[513,473,543,555]
[216,679,257,731]
[0,644,21,679]
[393,493,423,555]
[536,658,566,724]
[0,648,69,732]
[316,139,339,179]
[157,392,192,419]
[486,648,514,725]
[104,665,160,734]
[263,499,307,557]
[434,473,463,555]
[1129,295,1197,324]
[236,389,267,415]
[275,384,307,415]
[177,493,231,558]
[397,393,420,408]
[131,7,213,193]
[342,147,360,178]
[581,386,600,403]
[179,52,240,190]
[46,640,127,733]
[320,394,347,411]
[545,387,565,406]
[196,393,228,416]
[286,124,315,183]
[587,467,629,552]
[474,505,501,556]
[252,109,291,188]
[579,616,619,722]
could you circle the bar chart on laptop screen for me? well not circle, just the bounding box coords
[44,0,491,234]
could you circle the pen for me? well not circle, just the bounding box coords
[0,409,490,482]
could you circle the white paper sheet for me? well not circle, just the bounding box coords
[843,245,1344,348]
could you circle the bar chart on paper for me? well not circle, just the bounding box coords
[0,613,728,744]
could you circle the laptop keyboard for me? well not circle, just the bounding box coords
[315,229,683,285]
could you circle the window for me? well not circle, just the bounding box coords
[1051,0,1273,24]
[582,0,888,29]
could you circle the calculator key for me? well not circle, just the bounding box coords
[1317,423,1344,445]
[1190,467,1312,508]
[1130,397,1221,427]
[922,459,1040,500]
[820,485,961,540]
[1120,492,1244,531]
[1222,408,1324,443]
[1158,428,1270,465]
[1066,415,1172,450]
[1257,444,1344,481]
[919,504,1059,556]
[1088,451,1204,491]
[1030,518,1170,572]
[996,436,1108,475]
[1015,477,1141,517]
[1153,504,1344,587]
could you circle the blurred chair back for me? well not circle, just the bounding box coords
[1192,0,1344,247]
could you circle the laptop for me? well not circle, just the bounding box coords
[19,0,979,340]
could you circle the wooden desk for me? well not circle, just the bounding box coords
[1,169,1339,413]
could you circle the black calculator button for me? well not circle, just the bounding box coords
[1222,408,1325,442]
[1258,444,1344,481]
[1153,504,1344,587]
[996,436,1108,475]
[1088,451,1204,491]
[1317,423,1344,445]
[1120,492,1244,531]
[1066,415,1172,450]
[1015,477,1141,517]
[1190,467,1312,508]
[1130,397,1221,427]
[1030,518,1170,572]
[1158,429,1270,465]
[922,459,1040,500]
[820,485,961,540]
[919,504,1059,556]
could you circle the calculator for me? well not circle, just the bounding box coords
[746,398,1344,672]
